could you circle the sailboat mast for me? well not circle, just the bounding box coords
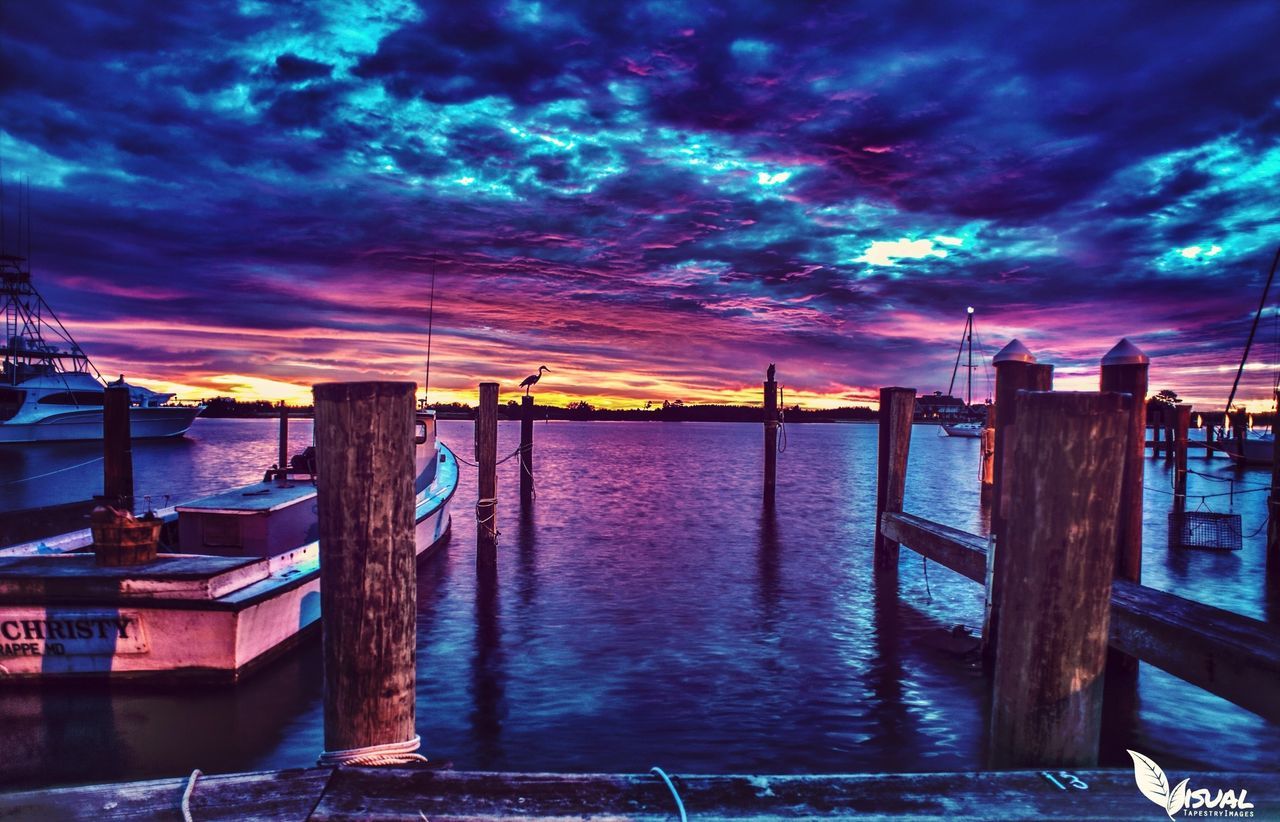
[966,306,974,409]
[1225,246,1280,414]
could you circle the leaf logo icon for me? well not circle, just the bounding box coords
[1127,750,1185,819]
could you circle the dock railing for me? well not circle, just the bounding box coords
[874,339,1280,769]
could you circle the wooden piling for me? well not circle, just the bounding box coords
[1270,391,1280,590]
[520,396,534,503]
[476,382,499,573]
[312,381,418,757]
[764,373,778,504]
[988,391,1129,768]
[874,387,915,578]
[102,384,134,511]
[277,403,289,484]
[1099,339,1148,584]
[1205,412,1216,456]
[979,405,996,503]
[1173,404,1191,510]
[983,340,1052,671]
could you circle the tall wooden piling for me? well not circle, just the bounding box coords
[102,384,133,511]
[1205,412,1217,456]
[313,381,418,758]
[1100,339,1148,585]
[874,387,915,578]
[764,370,779,504]
[520,396,535,503]
[1269,391,1280,590]
[1174,404,1191,510]
[983,341,1052,670]
[277,403,290,484]
[476,382,499,573]
[988,391,1129,768]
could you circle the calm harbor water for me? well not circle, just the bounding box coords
[1,417,1278,788]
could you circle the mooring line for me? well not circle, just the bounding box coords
[649,766,688,822]
[0,455,102,485]
[180,768,202,822]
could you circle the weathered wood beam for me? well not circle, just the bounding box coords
[880,510,1280,721]
[4,767,1277,821]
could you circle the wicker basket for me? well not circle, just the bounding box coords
[93,519,162,566]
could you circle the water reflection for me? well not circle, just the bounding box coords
[2,418,1278,788]
[470,561,505,767]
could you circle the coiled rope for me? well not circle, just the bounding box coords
[318,735,432,767]
[650,766,688,822]
[475,497,500,545]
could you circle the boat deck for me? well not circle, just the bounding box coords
[177,481,317,515]
[0,553,269,603]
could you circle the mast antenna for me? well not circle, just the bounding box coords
[424,257,436,406]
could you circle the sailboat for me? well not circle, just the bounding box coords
[941,307,989,438]
[1215,246,1280,465]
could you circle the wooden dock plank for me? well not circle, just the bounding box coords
[6,768,1276,820]
[881,511,1280,721]
[0,767,331,822]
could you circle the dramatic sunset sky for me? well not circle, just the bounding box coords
[2,1,1278,409]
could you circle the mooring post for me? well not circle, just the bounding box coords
[874,387,915,579]
[988,390,1129,768]
[1232,408,1247,457]
[764,369,778,504]
[1269,390,1280,590]
[313,381,419,761]
[1100,339,1149,585]
[1205,411,1217,456]
[477,382,499,573]
[277,402,290,485]
[983,340,1052,671]
[520,395,535,504]
[1174,404,1191,510]
[1150,405,1163,456]
[979,404,996,503]
[102,383,134,512]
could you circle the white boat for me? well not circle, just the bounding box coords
[941,421,985,438]
[1,253,203,442]
[0,410,457,682]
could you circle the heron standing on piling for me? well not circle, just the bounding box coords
[520,366,550,396]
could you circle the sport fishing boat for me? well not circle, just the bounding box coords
[1,252,203,442]
[941,307,990,438]
[0,409,458,682]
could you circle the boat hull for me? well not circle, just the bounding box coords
[0,406,203,443]
[942,422,984,438]
[0,444,457,683]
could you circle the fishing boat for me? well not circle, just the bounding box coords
[1,252,203,442]
[940,307,990,438]
[0,409,457,682]
[1212,246,1280,465]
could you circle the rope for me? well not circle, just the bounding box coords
[476,497,500,545]
[180,768,201,822]
[0,455,102,485]
[921,556,932,603]
[650,766,688,822]
[776,386,788,454]
[518,445,537,500]
[454,443,526,468]
[318,734,432,767]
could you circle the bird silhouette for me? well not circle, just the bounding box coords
[520,365,550,396]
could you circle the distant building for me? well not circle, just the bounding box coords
[915,392,965,420]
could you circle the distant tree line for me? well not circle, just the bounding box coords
[197,396,878,422]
